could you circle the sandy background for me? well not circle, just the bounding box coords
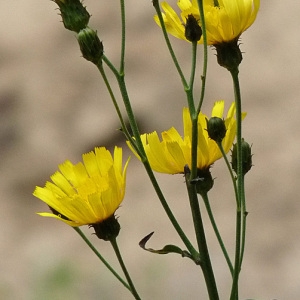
[1,1,300,299]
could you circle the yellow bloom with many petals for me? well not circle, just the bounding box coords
[130,101,245,174]
[33,147,130,227]
[154,0,260,45]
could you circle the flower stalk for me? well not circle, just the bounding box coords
[185,167,219,300]
[110,238,142,300]
[201,192,233,275]
[229,67,245,300]
[152,0,188,87]
[196,0,208,113]
[73,227,131,291]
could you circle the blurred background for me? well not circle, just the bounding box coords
[1,1,300,299]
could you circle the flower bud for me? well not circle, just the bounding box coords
[206,116,226,143]
[185,14,202,42]
[53,0,90,33]
[77,28,104,65]
[215,39,243,71]
[231,139,253,175]
[90,215,121,241]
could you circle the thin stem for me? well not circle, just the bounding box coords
[102,54,120,77]
[184,41,197,121]
[153,0,188,88]
[217,141,239,207]
[142,160,199,261]
[231,69,243,210]
[96,63,132,142]
[110,238,142,300]
[229,68,245,300]
[231,209,241,300]
[188,41,198,106]
[185,172,219,300]
[239,175,247,270]
[73,227,130,291]
[201,192,233,276]
[102,56,146,159]
[190,0,208,181]
[119,0,126,74]
[196,0,208,114]
[187,43,198,180]
[190,115,199,180]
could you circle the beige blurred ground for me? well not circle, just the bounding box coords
[1,1,300,299]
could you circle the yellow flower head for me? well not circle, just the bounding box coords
[33,147,130,227]
[131,101,245,174]
[154,0,260,44]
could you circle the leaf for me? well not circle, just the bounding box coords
[139,232,194,262]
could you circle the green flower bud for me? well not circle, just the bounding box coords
[53,0,90,33]
[91,214,121,241]
[214,39,243,71]
[231,139,253,175]
[77,28,104,65]
[185,14,202,42]
[206,116,226,143]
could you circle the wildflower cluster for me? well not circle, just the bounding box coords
[34,0,259,298]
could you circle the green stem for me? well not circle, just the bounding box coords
[231,210,241,300]
[190,0,208,180]
[196,0,208,114]
[185,172,219,300]
[188,41,198,109]
[119,0,126,74]
[73,227,130,291]
[183,41,197,120]
[153,0,188,88]
[143,159,199,261]
[190,115,199,180]
[201,192,233,275]
[96,63,133,144]
[230,70,243,209]
[229,68,245,300]
[217,141,239,207]
[239,174,247,270]
[110,238,142,300]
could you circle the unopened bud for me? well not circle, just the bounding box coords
[53,0,90,33]
[206,117,226,143]
[77,28,104,65]
[231,139,253,175]
[185,14,202,42]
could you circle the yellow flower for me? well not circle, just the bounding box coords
[154,0,260,44]
[130,101,245,174]
[33,147,130,227]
